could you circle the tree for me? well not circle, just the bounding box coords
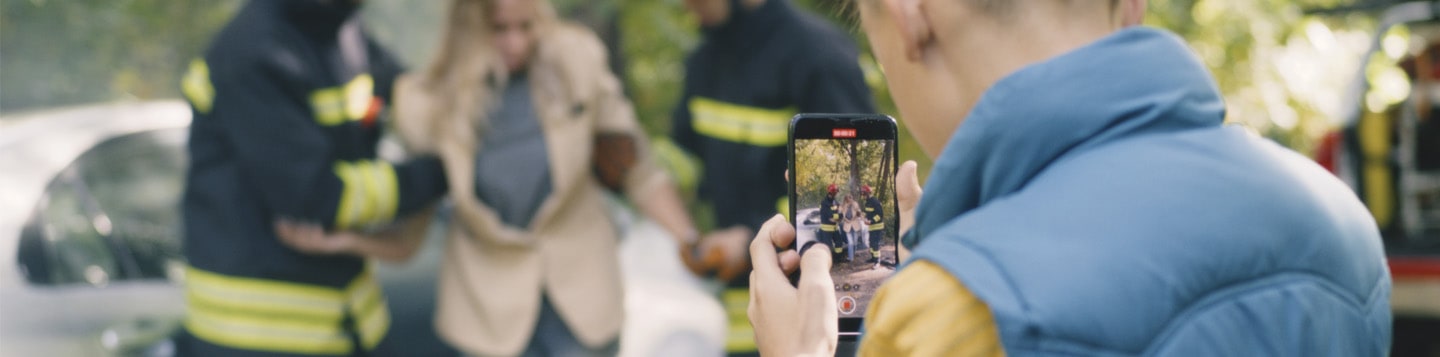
[1145,0,1377,154]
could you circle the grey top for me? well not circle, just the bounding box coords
[474,71,553,228]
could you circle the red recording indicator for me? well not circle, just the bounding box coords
[832,128,857,138]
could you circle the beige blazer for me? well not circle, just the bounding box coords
[392,23,667,356]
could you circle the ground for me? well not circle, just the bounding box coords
[831,245,896,317]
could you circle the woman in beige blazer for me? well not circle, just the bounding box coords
[276,0,739,355]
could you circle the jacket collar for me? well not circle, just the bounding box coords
[903,27,1227,248]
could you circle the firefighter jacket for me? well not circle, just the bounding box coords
[178,1,446,354]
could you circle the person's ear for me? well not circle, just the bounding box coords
[1120,0,1146,27]
[883,0,934,62]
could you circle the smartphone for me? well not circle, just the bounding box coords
[788,113,900,338]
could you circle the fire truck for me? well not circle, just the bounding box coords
[1310,1,1440,354]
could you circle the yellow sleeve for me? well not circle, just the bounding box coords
[859,261,1005,357]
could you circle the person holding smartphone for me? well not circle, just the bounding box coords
[660,0,877,354]
[749,0,1392,355]
[788,114,901,339]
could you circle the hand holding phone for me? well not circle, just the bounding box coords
[788,114,900,337]
[749,156,920,355]
[747,214,838,357]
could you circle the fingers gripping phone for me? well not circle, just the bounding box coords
[788,114,900,338]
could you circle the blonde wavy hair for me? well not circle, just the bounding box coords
[395,0,560,152]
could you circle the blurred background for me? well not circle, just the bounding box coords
[3,0,1440,356]
[0,0,1391,174]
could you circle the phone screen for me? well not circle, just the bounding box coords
[789,114,899,333]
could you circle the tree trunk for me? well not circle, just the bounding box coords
[878,139,894,202]
[848,140,861,195]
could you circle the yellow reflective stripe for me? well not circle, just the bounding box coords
[356,163,383,224]
[369,161,398,226]
[334,162,366,230]
[869,223,886,230]
[344,75,375,120]
[186,288,342,323]
[722,288,756,352]
[346,269,390,349]
[689,97,793,147]
[185,313,352,355]
[333,160,398,230]
[820,224,838,231]
[356,301,390,349]
[184,265,392,354]
[312,87,347,126]
[184,266,353,355]
[188,303,344,338]
[1359,111,1393,227]
[311,74,375,126]
[652,138,703,192]
[182,59,215,114]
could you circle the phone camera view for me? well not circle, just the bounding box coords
[794,138,898,318]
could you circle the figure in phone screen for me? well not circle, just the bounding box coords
[793,138,898,318]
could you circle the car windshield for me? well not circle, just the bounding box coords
[21,128,187,285]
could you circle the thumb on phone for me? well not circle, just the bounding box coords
[796,243,839,355]
[896,161,921,261]
[797,243,836,304]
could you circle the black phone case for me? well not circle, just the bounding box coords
[787,113,899,338]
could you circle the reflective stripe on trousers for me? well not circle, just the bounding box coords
[184,265,390,355]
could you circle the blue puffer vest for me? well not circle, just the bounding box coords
[903,27,1392,356]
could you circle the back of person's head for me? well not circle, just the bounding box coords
[849,0,1144,158]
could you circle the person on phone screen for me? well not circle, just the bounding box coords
[746,0,1392,355]
[841,194,860,261]
[818,184,842,263]
[860,185,885,265]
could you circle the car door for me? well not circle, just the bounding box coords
[5,128,188,357]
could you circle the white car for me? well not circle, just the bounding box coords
[0,101,190,357]
[0,100,725,357]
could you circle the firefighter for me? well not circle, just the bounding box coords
[861,185,885,264]
[177,0,448,355]
[659,0,876,353]
[819,184,842,262]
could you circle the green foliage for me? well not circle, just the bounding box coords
[794,139,895,215]
[794,137,899,240]
[617,0,698,137]
[0,0,1383,168]
[0,0,241,112]
[1145,0,1378,154]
